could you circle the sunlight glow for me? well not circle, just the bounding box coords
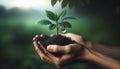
[11,0,50,8]
[0,0,61,10]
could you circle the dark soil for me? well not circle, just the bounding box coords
[38,35,75,48]
[38,35,75,57]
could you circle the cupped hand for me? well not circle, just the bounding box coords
[59,33,92,48]
[33,33,92,68]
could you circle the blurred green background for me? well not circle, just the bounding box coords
[0,0,120,69]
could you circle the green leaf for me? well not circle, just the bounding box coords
[38,20,52,25]
[55,14,60,21]
[58,23,62,26]
[61,26,66,33]
[69,0,74,9]
[62,21,72,28]
[46,10,56,21]
[58,0,62,2]
[49,24,56,30]
[58,9,66,18]
[61,27,65,31]
[51,0,57,6]
[62,17,76,21]
[62,0,69,8]
[59,23,66,32]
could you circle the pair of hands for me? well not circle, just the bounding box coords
[33,33,92,68]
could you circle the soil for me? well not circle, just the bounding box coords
[38,35,75,57]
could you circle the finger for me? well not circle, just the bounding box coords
[33,35,39,41]
[33,40,60,65]
[50,34,56,37]
[39,47,62,68]
[33,35,63,67]
[59,33,74,36]
[33,37,36,41]
[59,34,73,41]
[41,55,54,64]
[62,33,85,44]
[47,45,71,54]
[33,41,54,63]
[33,40,47,56]
[59,34,67,37]
[33,34,44,42]
[54,54,74,67]
[61,54,73,64]
[60,54,79,66]
[58,44,81,66]
[45,52,61,66]
[40,34,49,38]
[46,44,80,68]
[44,53,62,68]
[33,34,48,41]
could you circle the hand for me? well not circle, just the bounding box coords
[33,33,93,68]
[33,33,120,69]
[59,33,92,48]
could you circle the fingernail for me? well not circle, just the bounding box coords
[33,42,38,50]
[40,34,43,37]
[33,37,35,41]
[35,35,39,38]
[47,45,53,51]
[38,41,41,44]
[50,34,54,37]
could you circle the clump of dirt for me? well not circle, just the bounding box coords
[38,35,75,57]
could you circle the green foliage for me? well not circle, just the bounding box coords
[58,0,61,2]
[51,0,57,6]
[38,20,52,25]
[38,10,76,34]
[58,9,66,18]
[51,0,90,8]
[62,17,76,21]
[62,0,69,8]
[61,21,72,28]
[1,7,120,69]
[49,24,56,30]
[46,10,57,21]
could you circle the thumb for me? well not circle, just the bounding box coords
[47,45,69,54]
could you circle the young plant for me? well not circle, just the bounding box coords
[38,10,76,35]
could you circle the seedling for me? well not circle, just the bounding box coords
[38,10,76,35]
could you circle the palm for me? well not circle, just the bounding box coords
[62,33,85,44]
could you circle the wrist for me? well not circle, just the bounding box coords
[77,47,95,61]
[84,50,120,69]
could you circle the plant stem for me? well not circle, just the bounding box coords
[56,21,59,35]
[57,26,59,35]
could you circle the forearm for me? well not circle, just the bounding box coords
[91,43,120,60]
[88,50,120,69]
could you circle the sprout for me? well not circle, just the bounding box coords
[38,10,76,35]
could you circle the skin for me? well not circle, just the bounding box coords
[91,43,120,60]
[33,33,120,69]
